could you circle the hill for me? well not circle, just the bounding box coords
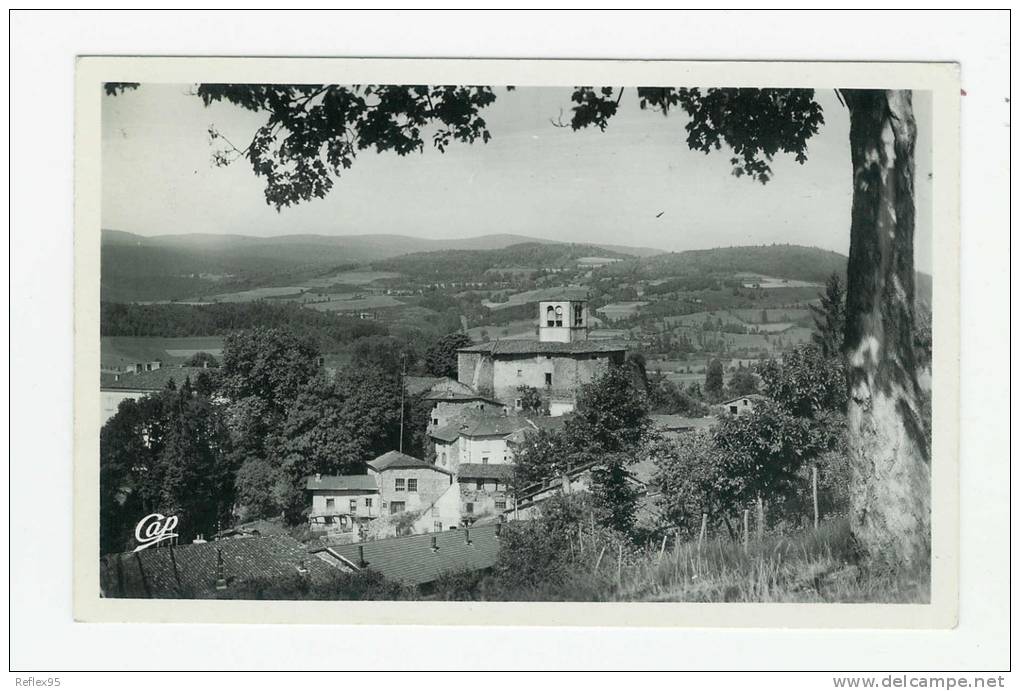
[101,230,660,302]
[600,244,849,284]
[370,242,636,283]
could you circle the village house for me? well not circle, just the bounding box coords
[457,463,515,523]
[718,394,766,416]
[430,414,565,474]
[305,473,380,537]
[456,294,627,416]
[99,365,216,426]
[366,450,455,517]
[423,389,507,436]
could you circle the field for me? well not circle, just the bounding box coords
[204,286,307,302]
[306,295,406,312]
[596,301,648,320]
[735,273,823,290]
[302,270,402,287]
[101,336,224,368]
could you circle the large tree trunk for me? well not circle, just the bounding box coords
[842,90,930,572]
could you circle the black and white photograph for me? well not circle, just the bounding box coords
[85,68,953,613]
[11,9,1012,678]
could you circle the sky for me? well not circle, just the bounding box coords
[102,85,933,272]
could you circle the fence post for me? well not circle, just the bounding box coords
[616,544,623,586]
[812,465,819,530]
[698,513,707,548]
[743,509,750,553]
[756,495,765,542]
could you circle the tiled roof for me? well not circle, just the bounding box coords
[429,424,462,443]
[305,475,379,492]
[457,463,515,481]
[458,339,627,356]
[459,416,532,438]
[101,366,216,391]
[317,524,502,586]
[423,390,503,405]
[367,450,453,475]
[100,535,335,598]
[403,376,449,396]
[719,394,767,406]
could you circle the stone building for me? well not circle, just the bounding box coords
[456,296,626,416]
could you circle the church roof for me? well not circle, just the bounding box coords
[457,339,627,356]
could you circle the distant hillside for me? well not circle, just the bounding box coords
[371,242,635,282]
[101,230,659,302]
[601,243,932,306]
[601,244,848,284]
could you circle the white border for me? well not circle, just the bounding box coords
[9,10,1008,672]
[72,57,960,630]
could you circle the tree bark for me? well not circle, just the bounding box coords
[842,90,930,572]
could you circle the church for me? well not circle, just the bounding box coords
[456,294,627,416]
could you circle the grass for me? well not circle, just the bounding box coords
[482,518,930,604]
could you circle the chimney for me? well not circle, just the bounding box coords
[357,544,367,568]
[215,549,227,590]
[431,535,439,552]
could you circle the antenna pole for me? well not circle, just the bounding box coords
[399,355,406,453]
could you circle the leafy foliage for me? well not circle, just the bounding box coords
[100,381,234,553]
[571,87,824,184]
[196,84,501,209]
[423,332,473,378]
[704,358,724,397]
[811,272,847,358]
[757,344,847,418]
[516,385,548,416]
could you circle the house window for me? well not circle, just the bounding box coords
[365,498,373,508]
[325,498,335,510]
[495,500,507,511]
[545,372,553,387]
[395,478,406,492]
[574,303,583,327]
[730,405,738,414]
[390,501,405,514]
[546,306,555,327]
[476,480,484,491]
[466,502,474,514]
[407,478,418,493]
[432,417,439,426]
[554,305,563,327]
[349,499,357,513]
[481,456,489,465]
[515,398,522,409]
[743,399,749,405]
[516,369,522,377]
[434,521,443,532]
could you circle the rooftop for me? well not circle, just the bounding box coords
[423,390,504,405]
[367,450,452,475]
[457,463,516,481]
[305,474,379,492]
[100,366,216,391]
[100,535,335,598]
[719,394,768,406]
[458,339,627,356]
[314,524,502,586]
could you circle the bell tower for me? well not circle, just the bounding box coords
[538,299,588,343]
